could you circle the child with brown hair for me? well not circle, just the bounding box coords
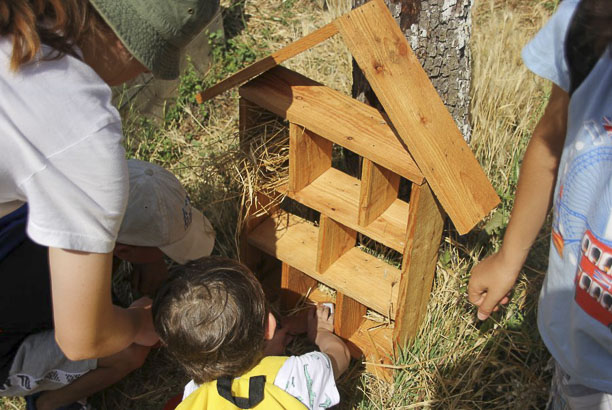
[153,256,351,409]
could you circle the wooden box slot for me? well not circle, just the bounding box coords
[248,210,400,318]
[279,167,409,253]
[239,66,424,184]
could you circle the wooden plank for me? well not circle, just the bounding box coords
[279,168,408,252]
[240,66,424,183]
[307,288,393,380]
[335,292,367,339]
[289,124,332,193]
[248,211,399,318]
[239,98,263,151]
[196,22,339,103]
[393,183,444,346]
[316,214,356,273]
[359,158,400,226]
[280,263,318,312]
[335,1,499,234]
[239,103,283,291]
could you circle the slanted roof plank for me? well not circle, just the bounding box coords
[196,22,339,103]
[239,66,424,183]
[334,0,499,234]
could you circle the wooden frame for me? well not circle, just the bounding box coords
[203,0,498,380]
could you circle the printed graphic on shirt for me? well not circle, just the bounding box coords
[552,116,612,330]
[279,352,338,410]
[575,231,612,330]
[0,368,87,392]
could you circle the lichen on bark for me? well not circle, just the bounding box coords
[351,0,473,141]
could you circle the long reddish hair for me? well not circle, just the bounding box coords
[0,0,106,71]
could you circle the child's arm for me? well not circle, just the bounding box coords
[308,304,351,378]
[468,84,569,321]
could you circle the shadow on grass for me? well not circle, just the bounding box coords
[396,223,553,409]
[222,0,251,40]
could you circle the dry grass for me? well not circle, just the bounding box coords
[1,0,558,408]
[471,0,554,207]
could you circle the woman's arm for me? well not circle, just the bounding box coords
[48,248,158,360]
[467,84,569,320]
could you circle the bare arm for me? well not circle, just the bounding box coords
[308,304,351,379]
[49,248,158,360]
[467,84,569,320]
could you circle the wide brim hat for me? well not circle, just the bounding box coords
[89,0,220,80]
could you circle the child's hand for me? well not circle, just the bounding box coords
[307,304,334,344]
[307,303,350,378]
[467,251,522,321]
[281,311,309,336]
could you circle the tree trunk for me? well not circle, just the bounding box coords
[351,0,473,141]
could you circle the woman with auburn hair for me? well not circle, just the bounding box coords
[0,0,218,408]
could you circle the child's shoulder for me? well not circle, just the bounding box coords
[276,351,334,381]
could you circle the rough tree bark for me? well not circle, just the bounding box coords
[352,0,473,141]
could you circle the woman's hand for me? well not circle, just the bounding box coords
[129,297,159,347]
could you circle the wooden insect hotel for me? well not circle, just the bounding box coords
[197,0,500,378]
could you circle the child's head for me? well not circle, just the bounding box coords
[152,256,272,384]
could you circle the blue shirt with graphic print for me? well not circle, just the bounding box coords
[522,0,612,393]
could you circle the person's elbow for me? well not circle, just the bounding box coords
[54,332,107,361]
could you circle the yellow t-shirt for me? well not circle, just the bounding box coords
[177,356,306,410]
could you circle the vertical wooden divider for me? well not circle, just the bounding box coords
[316,215,363,339]
[239,98,262,152]
[281,263,318,312]
[239,98,280,295]
[316,214,356,273]
[358,159,400,226]
[289,124,332,193]
[335,293,367,339]
[393,182,445,346]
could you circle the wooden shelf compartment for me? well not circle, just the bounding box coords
[279,167,409,253]
[239,66,424,184]
[248,210,400,319]
[306,288,394,380]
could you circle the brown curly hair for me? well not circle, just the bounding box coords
[152,257,269,384]
[0,0,106,71]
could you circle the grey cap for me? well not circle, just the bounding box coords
[89,0,220,80]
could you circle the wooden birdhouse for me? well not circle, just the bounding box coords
[196,0,499,379]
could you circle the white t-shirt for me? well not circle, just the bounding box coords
[0,38,128,253]
[182,352,340,409]
[522,0,612,393]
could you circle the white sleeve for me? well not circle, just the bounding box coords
[274,352,340,410]
[23,122,128,253]
[0,44,128,253]
[182,379,199,401]
[521,0,579,92]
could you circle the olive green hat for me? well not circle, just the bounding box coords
[89,0,219,80]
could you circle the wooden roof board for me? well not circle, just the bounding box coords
[198,0,499,234]
[334,0,499,234]
[195,22,339,103]
[239,66,424,183]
